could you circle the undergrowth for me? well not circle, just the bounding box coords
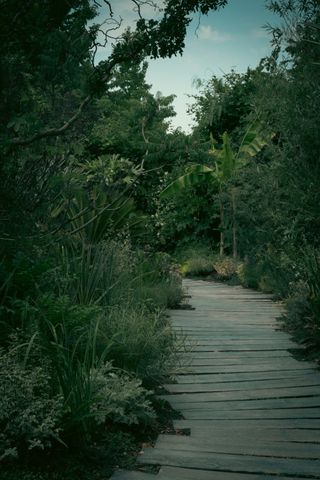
[0,237,185,478]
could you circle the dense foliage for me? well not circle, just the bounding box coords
[2,0,320,477]
[0,1,228,477]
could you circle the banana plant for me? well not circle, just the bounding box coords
[161,128,270,257]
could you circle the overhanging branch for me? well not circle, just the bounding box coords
[10,58,118,147]
[11,96,91,146]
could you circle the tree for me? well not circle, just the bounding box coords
[189,69,260,144]
[161,129,269,257]
[1,0,228,147]
[0,0,229,239]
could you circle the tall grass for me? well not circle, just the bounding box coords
[43,318,155,445]
[98,305,180,386]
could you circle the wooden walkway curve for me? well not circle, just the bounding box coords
[112,279,320,480]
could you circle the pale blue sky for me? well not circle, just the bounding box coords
[95,1,278,132]
[145,0,278,132]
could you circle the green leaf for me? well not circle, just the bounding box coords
[160,164,215,198]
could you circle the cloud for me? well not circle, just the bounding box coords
[198,25,233,43]
[251,28,270,39]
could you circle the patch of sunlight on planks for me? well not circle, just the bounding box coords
[111,279,320,480]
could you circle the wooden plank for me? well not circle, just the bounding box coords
[185,318,284,324]
[178,363,313,373]
[175,369,318,384]
[182,350,300,358]
[138,447,320,477]
[166,395,320,411]
[161,385,320,403]
[158,466,307,480]
[192,335,297,348]
[156,435,320,459]
[182,407,320,420]
[173,418,320,429]
[173,426,320,443]
[173,325,282,330]
[190,345,298,352]
[112,471,156,480]
[180,334,291,339]
[164,376,320,393]
[183,356,298,365]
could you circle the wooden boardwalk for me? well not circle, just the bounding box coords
[112,279,320,480]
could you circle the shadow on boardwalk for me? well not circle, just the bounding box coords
[111,279,320,480]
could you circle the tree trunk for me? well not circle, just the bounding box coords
[231,189,237,260]
[219,197,224,256]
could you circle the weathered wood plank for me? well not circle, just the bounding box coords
[180,334,291,339]
[178,362,314,373]
[112,471,156,480]
[173,425,320,443]
[165,395,320,411]
[190,345,300,352]
[174,418,320,429]
[182,407,320,420]
[164,376,320,393]
[156,434,320,459]
[158,466,307,480]
[181,350,300,358]
[138,447,320,477]
[161,384,320,403]
[175,369,318,383]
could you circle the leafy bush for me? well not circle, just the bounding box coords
[130,251,183,309]
[280,248,320,359]
[237,250,296,296]
[212,255,239,281]
[0,233,183,464]
[175,245,216,277]
[89,364,156,426]
[175,246,240,281]
[0,348,63,461]
[39,317,156,445]
[236,257,265,290]
[181,257,215,276]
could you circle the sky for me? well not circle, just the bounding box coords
[146,0,278,132]
[95,0,279,132]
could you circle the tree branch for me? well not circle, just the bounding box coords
[11,96,91,146]
[11,57,118,146]
[9,0,227,147]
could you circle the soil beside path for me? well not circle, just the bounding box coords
[111,279,320,480]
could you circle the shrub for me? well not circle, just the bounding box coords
[0,348,63,461]
[212,255,239,281]
[175,245,216,277]
[41,317,157,445]
[131,251,183,309]
[0,236,184,461]
[89,364,156,426]
[237,251,295,296]
[237,257,263,289]
[181,257,215,276]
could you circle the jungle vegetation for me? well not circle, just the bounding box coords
[1,0,319,478]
